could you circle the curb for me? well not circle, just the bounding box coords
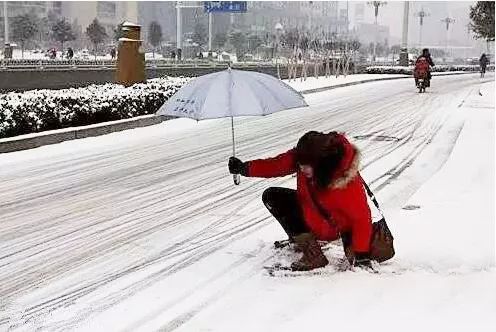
[0,115,171,154]
[0,71,483,154]
[300,75,409,94]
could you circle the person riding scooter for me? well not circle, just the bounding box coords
[415,48,435,87]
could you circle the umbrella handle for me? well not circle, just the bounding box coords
[233,173,241,185]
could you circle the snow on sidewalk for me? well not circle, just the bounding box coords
[284,73,407,91]
[391,80,495,271]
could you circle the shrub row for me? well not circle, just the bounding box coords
[0,77,189,138]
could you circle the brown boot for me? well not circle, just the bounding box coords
[291,233,329,271]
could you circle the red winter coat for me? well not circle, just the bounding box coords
[246,134,373,254]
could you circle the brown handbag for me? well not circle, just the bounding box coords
[361,177,395,263]
[369,218,395,262]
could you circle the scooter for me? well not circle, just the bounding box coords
[417,77,427,93]
[415,72,430,93]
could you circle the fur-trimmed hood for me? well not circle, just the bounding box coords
[330,143,360,189]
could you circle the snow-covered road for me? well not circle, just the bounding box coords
[1,73,494,331]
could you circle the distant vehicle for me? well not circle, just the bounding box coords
[466,57,480,65]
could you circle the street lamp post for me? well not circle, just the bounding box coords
[208,11,213,55]
[415,8,430,48]
[465,24,471,60]
[399,1,410,66]
[176,1,182,61]
[440,16,455,60]
[3,1,8,44]
[275,22,283,79]
[367,1,387,62]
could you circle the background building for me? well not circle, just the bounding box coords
[62,1,138,37]
[1,1,62,44]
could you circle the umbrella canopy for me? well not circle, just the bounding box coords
[156,69,308,120]
[156,69,308,185]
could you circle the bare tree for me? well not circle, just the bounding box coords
[52,18,76,52]
[86,18,108,60]
[148,21,163,58]
[11,14,38,58]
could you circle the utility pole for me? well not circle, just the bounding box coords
[346,0,349,36]
[415,8,429,48]
[465,24,471,60]
[3,1,8,44]
[399,1,409,66]
[367,1,387,62]
[208,11,213,54]
[176,1,182,61]
[440,16,455,60]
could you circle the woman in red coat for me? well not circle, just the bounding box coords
[228,131,373,271]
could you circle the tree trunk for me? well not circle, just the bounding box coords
[21,41,25,59]
[94,44,97,61]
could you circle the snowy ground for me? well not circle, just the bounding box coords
[284,73,407,91]
[0,73,494,331]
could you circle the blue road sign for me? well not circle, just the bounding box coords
[204,1,247,13]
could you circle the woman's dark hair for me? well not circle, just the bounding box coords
[296,131,345,187]
[295,131,323,165]
[314,143,344,188]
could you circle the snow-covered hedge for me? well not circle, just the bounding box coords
[365,64,495,75]
[0,77,190,138]
[0,59,116,67]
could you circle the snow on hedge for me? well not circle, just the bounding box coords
[366,64,495,75]
[0,77,190,138]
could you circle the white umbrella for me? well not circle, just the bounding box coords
[156,68,308,184]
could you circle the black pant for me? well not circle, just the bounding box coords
[262,187,308,238]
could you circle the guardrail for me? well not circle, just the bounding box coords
[0,58,279,70]
[1,58,478,71]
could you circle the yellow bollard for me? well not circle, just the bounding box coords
[116,22,146,87]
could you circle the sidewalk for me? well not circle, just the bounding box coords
[285,73,408,93]
[389,80,495,270]
[0,71,483,153]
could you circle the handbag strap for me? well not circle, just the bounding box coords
[359,175,385,218]
[307,174,384,227]
[306,180,337,228]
